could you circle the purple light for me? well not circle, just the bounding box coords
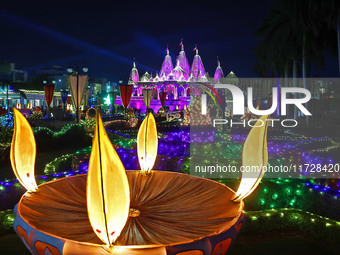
[191,52,207,81]
[177,46,191,75]
[213,63,224,83]
[160,50,174,78]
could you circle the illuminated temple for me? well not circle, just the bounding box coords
[115,43,227,113]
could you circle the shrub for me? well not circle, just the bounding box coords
[31,124,91,151]
[44,154,73,174]
[33,127,55,151]
[29,111,43,120]
[55,123,90,147]
[83,119,96,132]
[0,210,15,235]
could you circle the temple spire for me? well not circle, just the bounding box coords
[128,59,139,84]
[194,44,198,55]
[213,57,224,83]
[190,45,206,81]
[160,45,174,78]
[176,38,190,75]
[179,38,184,51]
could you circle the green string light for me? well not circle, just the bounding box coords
[243,208,340,246]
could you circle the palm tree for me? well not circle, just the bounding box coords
[256,0,337,76]
[254,0,338,123]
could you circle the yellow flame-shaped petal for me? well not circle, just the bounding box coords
[87,110,130,245]
[137,113,158,174]
[233,115,269,201]
[10,108,38,192]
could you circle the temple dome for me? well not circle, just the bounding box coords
[168,70,175,81]
[213,59,224,83]
[128,61,139,85]
[190,47,207,82]
[173,60,189,81]
[153,73,160,82]
[160,72,167,81]
[177,41,191,76]
[188,73,195,82]
[178,72,187,81]
[159,47,174,79]
[148,73,154,82]
[141,71,151,82]
[198,74,208,82]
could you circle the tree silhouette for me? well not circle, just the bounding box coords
[255,0,338,77]
[254,0,338,122]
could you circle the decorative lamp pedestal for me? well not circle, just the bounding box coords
[14,171,244,255]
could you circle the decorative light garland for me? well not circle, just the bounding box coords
[0,209,15,235]
[244,208,340,246]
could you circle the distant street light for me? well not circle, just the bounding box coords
[67,61,88,123]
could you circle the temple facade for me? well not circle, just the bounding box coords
[116,43,231,113]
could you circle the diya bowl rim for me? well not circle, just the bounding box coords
[16,170,244,249]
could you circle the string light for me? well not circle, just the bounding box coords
[245,208,340,244]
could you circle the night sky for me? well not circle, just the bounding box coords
[0,0,338,82]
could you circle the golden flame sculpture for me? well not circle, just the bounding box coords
[87,110,130,246]
[233,115,269,201]
[10,108,38,193]
[137,113,158,174]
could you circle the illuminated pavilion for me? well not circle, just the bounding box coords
[115,43,227,113]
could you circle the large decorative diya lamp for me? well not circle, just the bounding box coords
[11,107,269,255]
